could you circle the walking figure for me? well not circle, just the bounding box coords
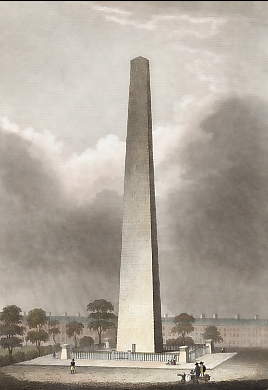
[70,358,76,374]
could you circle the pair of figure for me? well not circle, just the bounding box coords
[70,358,76,374]
[167,357,176,365]
[194,361,206,378]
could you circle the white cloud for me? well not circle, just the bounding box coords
[0,116,125,205]
[63,134,125,204]
[90,4,227,39]
[90,3,131,16]
[0,116,64,163]
[0,86,224,206]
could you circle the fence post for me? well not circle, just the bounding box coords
[205,339,214,354]
[178,346,189,363]
[60,344,71,360]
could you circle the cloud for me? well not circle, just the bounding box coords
[90,2,226,38]
[90,3,131,16]
[62,134,125,205]
[159,95,268,317]
[0,118,123,314]
[0,116,125,205]
[1,94,268,318]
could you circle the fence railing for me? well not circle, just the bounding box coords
[188,344,209,362]
[73,350,179,362]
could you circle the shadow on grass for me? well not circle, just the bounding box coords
[1,372,268,390]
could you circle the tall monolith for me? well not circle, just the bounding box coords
[117,57,163,353]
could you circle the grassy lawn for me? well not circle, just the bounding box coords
[1,371,268,390]
[0,345,37,357]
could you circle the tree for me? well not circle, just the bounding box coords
[203,325,223,344]
[26,308,49,356]
[166,338,178,346]
[166,336,194,347]
[48,320,60,345]
[0,305,24,359]
[66,321,84,348]
[79,336,94,349]
[87,299,117,346]
[171,313,195,345]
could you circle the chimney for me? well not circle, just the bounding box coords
[77,312,81,317]
[213,313,218,319]
[254,315,259,320]
[200,313,206,319]
[235,314,240,320]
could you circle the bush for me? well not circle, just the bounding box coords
[24,349,39,361]
[79,336,94,349]
[166,338,178,346]
[0,344,58,367]
[13,351,25,363]
[166,336,194,347]
[0,355,9,367]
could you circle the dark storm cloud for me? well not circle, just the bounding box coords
[0,129,122,314]
[160,96,268,316]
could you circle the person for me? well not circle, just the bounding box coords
[70,358,76,374]
[177,372,186,383]
[221,347,225,353]
[52,351,56,359]
[172,357,176,365]
[200,361,206,376]
[194,362,201,382]
[190,369,196,383]
[186,372,192,383]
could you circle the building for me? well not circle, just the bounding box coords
[162,314,268,349]
[19,312,268,349]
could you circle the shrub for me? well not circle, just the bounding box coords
[0,355,9,367]
[0,344,57,367]
[13,351,25,363]
[24,349,39,361]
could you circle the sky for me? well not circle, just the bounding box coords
[0,1,268,318]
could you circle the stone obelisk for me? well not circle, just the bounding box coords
[117,57,163,353]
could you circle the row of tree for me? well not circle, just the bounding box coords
[1,305,222,358]
[66,299,117,347]
[167,313,223,346]
[0,299,117,358]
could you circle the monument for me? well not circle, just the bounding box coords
[117,57,163,353]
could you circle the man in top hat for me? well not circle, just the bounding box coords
[194,362,201,381]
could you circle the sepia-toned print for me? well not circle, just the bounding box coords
[0,2,268,389]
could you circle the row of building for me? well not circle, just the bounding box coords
[20,313,268,349]
[163,314,268,349]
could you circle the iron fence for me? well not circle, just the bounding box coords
[188,344,209,362]
[73,350,179,362]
